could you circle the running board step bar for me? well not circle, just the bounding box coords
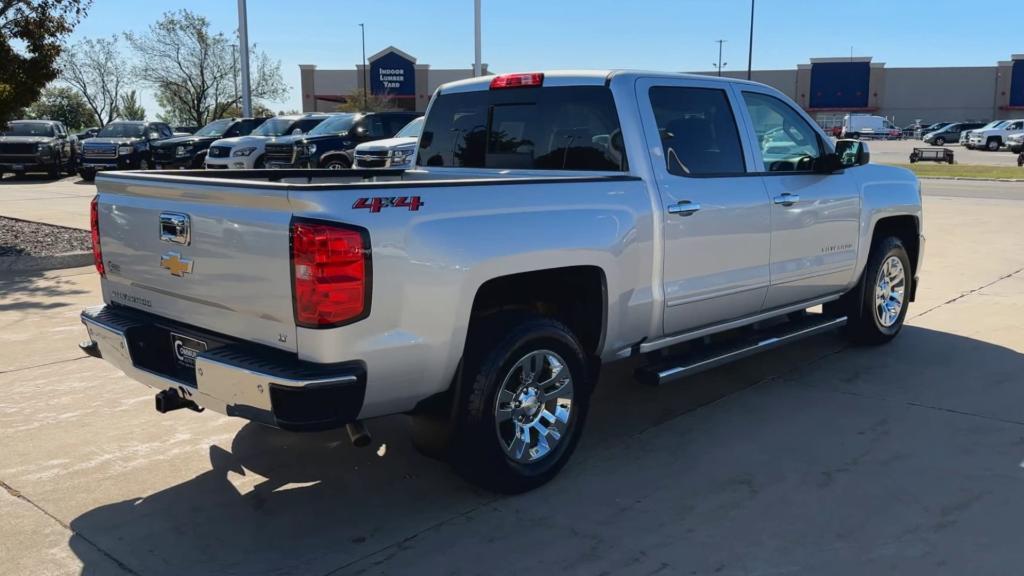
[635,314,848,386]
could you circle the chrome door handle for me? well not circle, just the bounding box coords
[668,201,701,216]
[773,193,800,206]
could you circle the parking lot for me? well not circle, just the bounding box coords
[0,175,1022,574]
[858,139,1022,167]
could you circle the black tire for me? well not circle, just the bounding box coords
[253,155,266,169]
[831,236,912,345]
[445,313,592,493]
[322,156,351,170]
[79,169,95,182]
[13,170,25,179]
[65,155,78,176]
[190,152,207,169]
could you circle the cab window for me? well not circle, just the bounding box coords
[417,85,626,171]
[649,86,746,176]
[742,91,822,172]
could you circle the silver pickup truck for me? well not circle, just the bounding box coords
[80,71,923,492]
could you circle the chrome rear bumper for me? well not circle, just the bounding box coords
[80,305,366,431]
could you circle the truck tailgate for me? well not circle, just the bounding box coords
[95,174,297,352]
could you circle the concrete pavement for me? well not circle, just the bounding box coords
[0,175,93,230]
[2,181,1024,575]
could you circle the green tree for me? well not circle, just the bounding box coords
[59,36,132,126]
[119,89,145,120]
[334,89,400,113]
[0,0,92,122]
[127,10,286,126]
[26,85,97,129]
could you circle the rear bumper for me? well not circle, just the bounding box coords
[80,305,366,431]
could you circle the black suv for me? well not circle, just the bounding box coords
[264,111,420,169]
[150,117,268,169]
[79,121,174,181]
[0,120,79,179]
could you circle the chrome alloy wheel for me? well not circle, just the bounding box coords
[494,350,574,464]
[874,255,906,327]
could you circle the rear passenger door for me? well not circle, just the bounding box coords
[637,78,772,335]
[735,88,861,309]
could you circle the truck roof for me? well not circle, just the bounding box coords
[437,69,768,94]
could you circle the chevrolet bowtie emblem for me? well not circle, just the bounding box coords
[160,252,194,277]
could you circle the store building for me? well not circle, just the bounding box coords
[701,54,1024,129]
[299,46,486,113]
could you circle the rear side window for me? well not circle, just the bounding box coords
[648,87,746,176]
[417,86,626,171]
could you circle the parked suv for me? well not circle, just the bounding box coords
[264,111,420,169]
[966,119,1024,151]
[353,116,424,169]
[0,120,78,179]
[79,121,174,181]
[150,117,268,169]
[923,122,986,146]
[204,113,330,170]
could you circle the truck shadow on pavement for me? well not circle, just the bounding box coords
[67,326,1024,575]
[0,269,90,311]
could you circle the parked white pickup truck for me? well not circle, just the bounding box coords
[352,116,424,169]
[966,119,1024,151]
[80,71,923,492]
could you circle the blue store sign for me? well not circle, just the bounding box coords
[370,51,416,98]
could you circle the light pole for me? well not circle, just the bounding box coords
[231,44,239,110]
[746,0,754,80]
[359,23,368,109]
[714,39,727,77]
[237,0,252,117]
[474,0,482,77]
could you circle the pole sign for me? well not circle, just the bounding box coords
[370,51,416,98]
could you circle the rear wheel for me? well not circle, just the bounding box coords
[829,236,912,345]
[322,157,350,170]
[439,314,592,493]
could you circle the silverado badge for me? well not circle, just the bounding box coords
[160,252,194,277]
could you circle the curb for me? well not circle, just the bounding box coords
[0,251,93,273]
[916,176,1023,183]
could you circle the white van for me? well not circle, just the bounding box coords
[842,115,898,140]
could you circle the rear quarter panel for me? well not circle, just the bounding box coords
[289,177,655,418]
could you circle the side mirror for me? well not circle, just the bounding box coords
[834,139,870,168]
[291,128,303,136]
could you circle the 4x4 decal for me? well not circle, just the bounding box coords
[353,196,424,213]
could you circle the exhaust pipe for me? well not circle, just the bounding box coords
[155,389,203,414]
[346,421,372,447]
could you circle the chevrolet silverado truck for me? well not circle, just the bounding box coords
[0,120,78,179]
[150,117,269,169]
[79,71,923,493]
[79,121,175,181]
[264,111,420,169]
[966,119,1024,151]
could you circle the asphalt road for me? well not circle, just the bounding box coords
[1,178,1024,575]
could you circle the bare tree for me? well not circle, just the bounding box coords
[126,10,286,127]
[59,36,130,126]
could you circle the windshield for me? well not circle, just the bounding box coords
[3,122,55,137]
[251,118,296,137]
[395,117,425,139]
[309,114,357,136]
[194,119,234,137]
[98,123,146,138]
[980,120,1008,130]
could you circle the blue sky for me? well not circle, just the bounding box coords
[70,0,1023,119]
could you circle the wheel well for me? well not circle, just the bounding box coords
[320,152,352,166]
[469,266,606,357]
[872,216,920,276]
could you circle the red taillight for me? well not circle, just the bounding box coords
[489,72,544,90]
[90,196,105,276]
[291,221,370,328]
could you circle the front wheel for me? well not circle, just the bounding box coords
[322,157,350,170]
[987,138,1001,151]
[448,315,592,493]
[831,236,912,345]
